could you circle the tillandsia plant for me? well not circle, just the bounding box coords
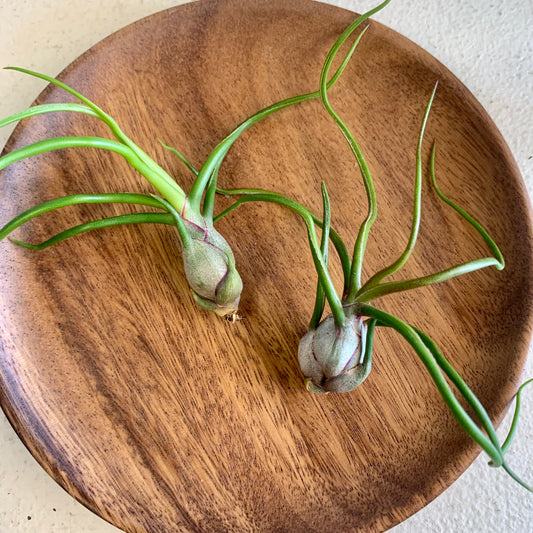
[215,3,532,489]
[0,68,242,318]
[0,9,370,319]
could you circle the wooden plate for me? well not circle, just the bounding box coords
[1,0,532,531]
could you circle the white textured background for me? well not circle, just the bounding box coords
[0,1,532,532]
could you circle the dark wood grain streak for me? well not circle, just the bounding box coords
[0,0,532,532]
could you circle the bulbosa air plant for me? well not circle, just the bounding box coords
[215,0,532,490]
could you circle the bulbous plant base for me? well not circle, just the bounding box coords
[181,223,243,318]
[298,313,370,393]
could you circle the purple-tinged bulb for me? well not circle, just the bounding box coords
[182,222,242,318]
[298,313,370,393]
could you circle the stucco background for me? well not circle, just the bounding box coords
[0,1,532,532]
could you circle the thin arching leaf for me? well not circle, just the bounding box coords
[319,1,393,298]
[159,140,199,177]
[10,212,175,250]
[216,187,346,326]
[417,330,532,490]
[354,141,505,303]
[500,378,533,455]
[360,82,438,291]
[359,301,531,491]
[428,142,504,269]
[5,67,185,205]
[186,18,372,212]
[354,256,502,302]
[0,136,136,171]
[0,103,99,128]
[413,326,501,450]
[0,192,169,242]
[355,302,505,467]
[0,135,185,209]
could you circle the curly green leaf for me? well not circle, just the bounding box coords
[428,142,504,270]
[360,82,438,291]
[187,20,371,212]
[319,1,392,297]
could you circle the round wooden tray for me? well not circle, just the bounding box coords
[1,0,532,532]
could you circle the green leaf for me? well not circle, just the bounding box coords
[0,192,169,242]
[0,134,186,209]
[428,142,504,270]
[309,182,331,329]
[319,1,393,297]
[500,378,533,456]
[359,82,438,291]
[9,212,175,250]
[159,140,199,177]
[354,139,505,303]
[0,103,99,128]
[4,67,186,209]
[215,186,351,293]
[150,195,192,249]
[186,20,372,212]
[202,164,220,222]
[354,257,502,302]
[355,303,506,467]
[0,136,137,171]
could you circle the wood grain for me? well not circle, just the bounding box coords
[0,0,532,532]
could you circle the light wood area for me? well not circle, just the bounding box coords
[0,0,531,531]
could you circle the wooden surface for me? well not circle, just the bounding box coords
[0,0,532,532]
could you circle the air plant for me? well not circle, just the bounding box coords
[0,67,241,318]
[217,101,532,491]
[0,7,372,319]
[215,4,532,489]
